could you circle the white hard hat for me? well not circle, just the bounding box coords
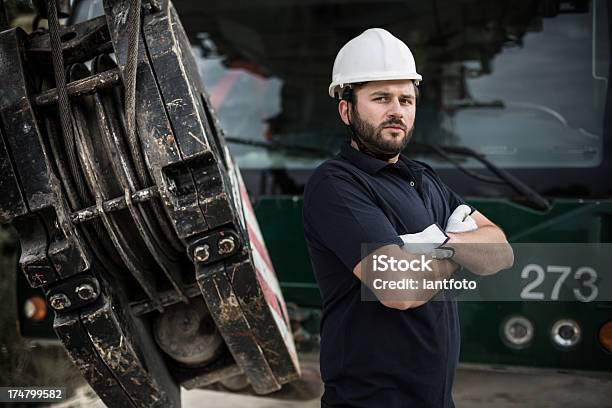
[328,28,422,98]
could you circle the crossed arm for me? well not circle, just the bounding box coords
[352,211,514,310]
[446,211,514,276]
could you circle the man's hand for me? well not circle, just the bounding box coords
[398,224,448,254]
[446,205,477,233]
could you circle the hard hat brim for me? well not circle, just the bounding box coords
[328,72,423,98]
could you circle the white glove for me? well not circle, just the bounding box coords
[399,224,448,254]
[446,205,477,233]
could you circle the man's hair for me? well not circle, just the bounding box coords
[341,81,420,107]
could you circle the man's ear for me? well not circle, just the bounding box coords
[338,100,350,126]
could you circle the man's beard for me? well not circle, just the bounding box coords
[350,107,413,157]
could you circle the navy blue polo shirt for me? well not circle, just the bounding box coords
[303,141,473,408]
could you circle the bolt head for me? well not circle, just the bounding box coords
[49,293,71,310]
[218,237,236,255]
[75,283,97,300]
[193,244,210,262]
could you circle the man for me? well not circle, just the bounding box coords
[303,28,514,407]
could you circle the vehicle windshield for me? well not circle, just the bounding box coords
[192,0,609,170]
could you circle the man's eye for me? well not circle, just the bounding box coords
[400,99,414,106]
[375,97,388,102]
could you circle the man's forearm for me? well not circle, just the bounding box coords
[446,226,514,275]
[402,257,457,308]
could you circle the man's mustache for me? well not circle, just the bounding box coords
[380,119,407,131]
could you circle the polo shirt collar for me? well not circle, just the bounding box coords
[339,141,425,175]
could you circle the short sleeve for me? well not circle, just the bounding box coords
[422,163,476,216]
[303,175,403,271]
[443,182,476,215]
[413,160,476,216]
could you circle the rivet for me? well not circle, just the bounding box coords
[193,245,210,262]
[49,293,71,310]
[218,236,236,255]
[75,283,97,301]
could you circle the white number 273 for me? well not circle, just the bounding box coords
[520,264,598,302]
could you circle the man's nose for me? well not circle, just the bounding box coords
[387,98,404,118]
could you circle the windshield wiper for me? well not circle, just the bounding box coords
[408,143,551,211]
[225,137,550,211]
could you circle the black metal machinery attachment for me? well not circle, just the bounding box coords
[0,1,300,406]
